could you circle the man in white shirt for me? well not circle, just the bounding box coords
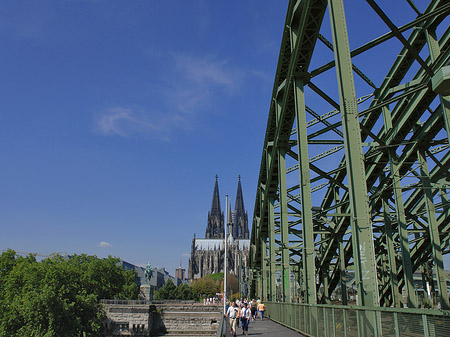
[226,301,238,336]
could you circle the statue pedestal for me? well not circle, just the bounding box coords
[140,285,152,301]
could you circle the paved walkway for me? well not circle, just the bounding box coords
[226,318,306,336]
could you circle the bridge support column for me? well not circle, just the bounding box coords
[328,0,379,308]
[278,146,291,302]
[338,237,347,305]
[268,196,277,302]
[261,238,269,301]
[382,105,417,308]
[426,28,450,146]
[293,76,317,305]
[380,174,401,307]
[418,148,450,310]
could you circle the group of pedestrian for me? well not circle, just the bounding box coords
[203,297,219,305]
[225,298,265,336]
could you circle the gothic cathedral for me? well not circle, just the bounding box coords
[188,176,250,280]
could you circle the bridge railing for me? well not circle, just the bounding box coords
[266,301,450,337]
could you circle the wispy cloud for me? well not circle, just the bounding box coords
[95,53,242,141]
[99,241,112,248]
[95,106,170,139]
[173,53,238,88]
[182,252,190,257]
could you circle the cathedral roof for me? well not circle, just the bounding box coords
[194,238,249,251]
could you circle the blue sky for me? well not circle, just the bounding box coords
[1,0,449,276]
[0,0,289,273]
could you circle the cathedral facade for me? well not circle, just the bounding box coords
[188,176,250,280]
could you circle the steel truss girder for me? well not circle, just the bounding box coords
[249,0,450,313]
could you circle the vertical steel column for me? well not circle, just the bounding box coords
[293,76,317,304]
[440,189,450,268]
[382,106,417,308]
[278,146,291,302]
[323,268,330,304]
[268,196,277,302]
[328,0,379,307]
[426,28,450,145]
[338,238,348,305]
[261,238,269,301]
[255,270,261,300]
[248,268,254,299]
[335,187,348,305]
[380,175,401,307]
[417,148,450,310]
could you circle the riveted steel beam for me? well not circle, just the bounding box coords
[249,1,450,328]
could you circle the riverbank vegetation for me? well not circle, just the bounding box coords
[0,249,139,337]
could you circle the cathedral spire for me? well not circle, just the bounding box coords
[211,175,221,215]
[227,196,232,224]
[205,175,224,239]
[227,195,233,234]
[234,175,249,239]
[235,175,245,215]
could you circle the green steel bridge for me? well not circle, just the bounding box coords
[248,0,450,336]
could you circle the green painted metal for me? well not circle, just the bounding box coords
[426,28,450,147]
[417,148,450,310]
[380,174,401,307]
[249,1,450,335]
[338,237,347,306]
[382,105,417,308]
[278,146,291,301]
[328,0,379,307]
[293,76,317,305]
[261,238,268,301]
[268,196,277,302]
[265,302,450,337]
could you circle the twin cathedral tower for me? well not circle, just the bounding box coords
[188,176,250,280]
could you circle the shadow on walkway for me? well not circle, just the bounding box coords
[225,318,306,337]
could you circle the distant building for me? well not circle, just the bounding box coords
[188,176,249,282]
[175,263,186,282]
[118,259,177,290]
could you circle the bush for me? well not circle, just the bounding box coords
[0,249,139,337]
[154,279,198,300]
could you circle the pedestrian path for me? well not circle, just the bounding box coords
[226,318,306,336]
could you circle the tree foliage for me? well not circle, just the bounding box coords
[154,279,197,300]
[190,273,238,299]
[224,273,239,296]
[192,275,220,298]
[176,283,196,300]
[154,279,177,299]
[0,249,139,337]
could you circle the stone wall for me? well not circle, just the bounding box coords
[102,301,222,336]
[103,302,151,336]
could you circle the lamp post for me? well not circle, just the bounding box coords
[224,194,228,315]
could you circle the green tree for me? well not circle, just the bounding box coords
[176,283,197,300]
[192,276,220,298]
[154,280,198,300]
[0,250,139,337]
[154,279,177,299]
[223,273,239,296]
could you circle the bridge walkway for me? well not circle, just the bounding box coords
[225,318,306,336]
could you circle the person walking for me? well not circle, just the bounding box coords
[226,301,238,337]
[250,299,257,321]
[240,302,251,336]
[258,301,266,320]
